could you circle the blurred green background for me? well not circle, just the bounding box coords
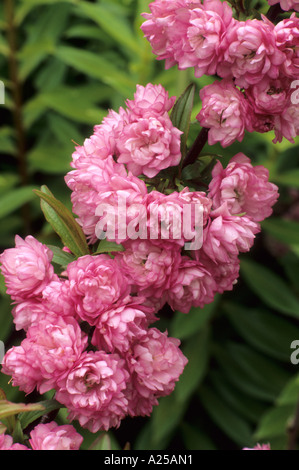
[1,0,299,450]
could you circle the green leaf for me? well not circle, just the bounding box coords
[175,327,210,403]
[276,375,299,407]
[180,422,217,450]
[224,302,299,362]
[75,1,141,56]
[0,400,44,421]
[213,344,288,402]
[262,218,299,247]
[89,433,111,451]
[151,394,188,448]
[171,295,219,340]
[0,186,36,219]
[34,185,89,258]
[272,169,299,189]
[47,245,75,266]
[18,399,62,430]
[94,240,124,255]
[55,46,136,96]
[198,385,255,447]
[240,259,299,318]
[170,83,196,157]
[254,404,296,442]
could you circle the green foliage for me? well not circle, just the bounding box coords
[1,0,299,452]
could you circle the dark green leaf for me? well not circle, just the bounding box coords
[241,259,299,318]
[34,185,89,258]
[170,83,196,157]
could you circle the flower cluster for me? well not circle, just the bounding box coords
[142,0,299,146]
[0,421,83,450]
[0,83,279,435]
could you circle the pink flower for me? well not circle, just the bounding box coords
[0,433,28,450]
[195,251,240,294]
[114,240,181,302]
[187,0,236,77]
[141,0,193,69]
[208,153,279,222]
[94,172,148,244]
[243,443,271,450]
[166,256,216,313]
[2,317,87,394]
[197,80,252,147]
[126,328,187,416]
[217,18,284,88]
[11,300,56,332]
[272,104,299,143]
[274,14,299,78]
[91,298,155,353]
[66,255,130,325]
[42,279,78,320]
[268,0,299,11]
[245,77,292,116]
[56,351,129,432]
[116,114,182,178]
[126,83,176,119]
[65,155,127,243]
[29,422,83,450]
[201,203,260,264]
[145,187,211,248]
[0,235,56,302]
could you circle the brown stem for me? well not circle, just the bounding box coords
[287,397,299,450]
[182,127,209,169]
[5,0,30,233]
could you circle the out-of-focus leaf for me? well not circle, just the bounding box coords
[34,185,89,258]
[175,327,210,402]
[198,385,255,447]
[272,169,299,188]
[276,375,299,407]
[55,46,136,96]
[254,404,296,442]
[151,394,188,448]
[171,295,219,340]
[213,344,288,402]
[75,2,141,56]
[0,186,36,219]
[210,370,265,424]
[180,422,217,450]
[224,302,298,362]
[262,218,299,247]
[241,259,299,318]
[89,433,111,451]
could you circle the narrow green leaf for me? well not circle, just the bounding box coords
[241,259,299,318]
[262,218,299,247]
[254,404,296,441]
[198,385,255,447]
[170,83,196,157]
[34,185,89,258]
[171,295,218,340]
[47,245,75,267]
[55,46,136,96]
[151,394,188,448]
[18,399,62,430]
[94,240,124,255]
[75,2,141,56]
[224,302,299,362]
[0,400,44,421]
[0,187,36,219]
[175,327,210,403]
